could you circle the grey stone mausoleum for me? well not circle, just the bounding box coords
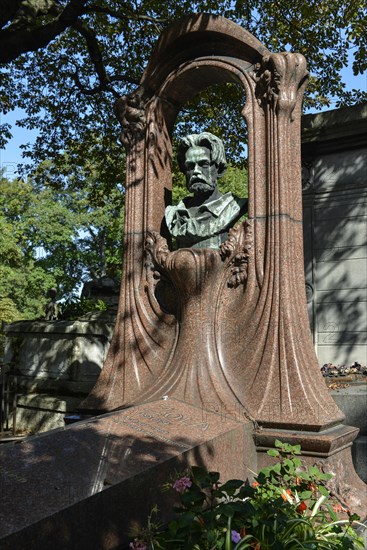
[302,104,366,367]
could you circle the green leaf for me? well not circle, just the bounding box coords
[309,465,320,476]
[292,445,302,455]
[267,449,280,457]
[325,503,339,522]
[175,510,196,527]
[284,458,295,472]
[191,466,214,486]
[208,471,221,483]
[220,479,244,495]
[257,469,271,482]
[319,472,333,481]
[318,485,330,497]
[272,462,282,475]
[299,490,313,500]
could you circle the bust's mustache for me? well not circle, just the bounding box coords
[188,179,215,193]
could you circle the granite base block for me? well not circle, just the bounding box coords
[0,399,254,550]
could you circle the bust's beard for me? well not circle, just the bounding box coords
[188,181,215,194]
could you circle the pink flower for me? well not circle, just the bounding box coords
[173,475,192,493]
[129,538,147,550]
[231,530,241,543]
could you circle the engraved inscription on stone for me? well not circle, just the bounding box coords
[97,400,243,488]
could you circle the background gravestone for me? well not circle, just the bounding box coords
[301,104,367,486]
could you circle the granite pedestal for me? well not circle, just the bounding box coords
[0,399,254,550]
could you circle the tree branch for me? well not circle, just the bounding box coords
[72,70,140,96]
[70,21,140,97]
[0,0,23,29]
[0,0,88,64]
[1,0,144,97]
[72,19,108,87]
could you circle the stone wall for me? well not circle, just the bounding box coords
[2,314,114,432]
[302,104,367,367]
[4,315,113,395]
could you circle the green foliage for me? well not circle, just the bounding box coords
[0,296,21,356]
[58,297,108,320]
[0,173,123,320]
[219,165,249,200]
[175,83,248,166]
[0,187,57,321]
[130,441,365,549]
[0,298,20,324]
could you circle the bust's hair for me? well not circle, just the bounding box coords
[177,132,227,177]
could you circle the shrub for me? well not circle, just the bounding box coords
[130,440,365,549]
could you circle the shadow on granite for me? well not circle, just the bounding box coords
[0,399,255,550]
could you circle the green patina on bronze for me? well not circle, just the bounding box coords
[165,132,248,249]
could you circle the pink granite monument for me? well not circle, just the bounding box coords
[1,14,364,550]
[80,13,365,515]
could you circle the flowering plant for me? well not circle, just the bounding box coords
[130,440,365,549]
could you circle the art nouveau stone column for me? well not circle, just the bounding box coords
[80,90,177,411]
[239,53,345,430]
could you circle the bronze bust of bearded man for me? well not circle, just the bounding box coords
[165,132,248,249]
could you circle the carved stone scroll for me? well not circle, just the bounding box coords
[114,88,147,149]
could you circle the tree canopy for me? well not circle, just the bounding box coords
[1,0,366,180]
[0,171,124,322]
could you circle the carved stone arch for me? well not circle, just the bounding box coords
[140,14,269,92]
[145,54,267,287]
[82,14,344,434]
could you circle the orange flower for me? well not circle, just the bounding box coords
[252,481,259,488]
[281,488,292,501]
[297,501,307,514]
[333,503,348,513]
